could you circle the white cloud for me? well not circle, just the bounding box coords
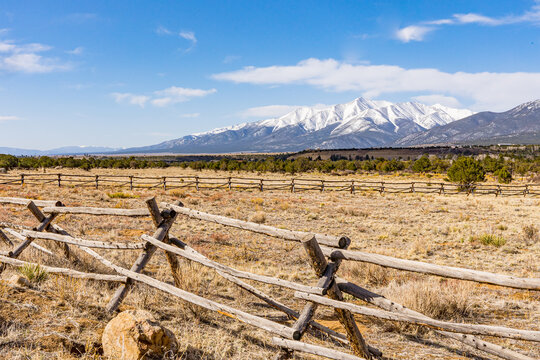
[239,105,302,118]
[152,86,216,107]
[155,26,172,35]
[66,46,84,55]
[111,92,150,107]
[179,31,197,52]
[0,38,69,73]
[112,86,216,108]
[179,113,200,118]
[397,2,540,42]
[396,25,434,42]
[223,55,241,64]
[0,115,19,122]
[212,58,540,111]
[412,94,462,108]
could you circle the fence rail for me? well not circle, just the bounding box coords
[0,197,538,360]
[1,173,539,197]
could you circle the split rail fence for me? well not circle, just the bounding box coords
[0,196,539,360]
[1,173,539,197]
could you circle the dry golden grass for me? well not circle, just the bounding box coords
[0,168,539,359]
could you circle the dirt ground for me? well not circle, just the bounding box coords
[0,168,539,359]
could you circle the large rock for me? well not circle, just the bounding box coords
[102,310,177,359]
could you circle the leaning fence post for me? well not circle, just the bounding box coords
[290,235,372,359]
[57,173,61,187]
[106,198,178,313]
[195,176,199,191]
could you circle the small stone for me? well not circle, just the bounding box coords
[102,309,177,360]
[7,274,31,287]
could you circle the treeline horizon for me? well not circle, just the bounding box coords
[1,152,539,183]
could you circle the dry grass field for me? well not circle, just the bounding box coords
[0,168,539,360]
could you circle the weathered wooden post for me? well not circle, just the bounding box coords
[95,175,99,189]
[57,173,61,187]
[439,183,444,195]
[259,179,263,192]
[290,235,372,359]
[20,174,24,186]
[129,176,133,190]
[163,176,167,191]
[350,180,354,194]
[411,182,415,193]
[291,179,295,193]
[195,176,199,191]
[524,184,529,197]
[380,181,384,194]
[228,177,232,190]
[320,180,324,192]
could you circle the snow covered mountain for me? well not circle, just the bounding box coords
[121,97,474,153]
[396,99,540,146]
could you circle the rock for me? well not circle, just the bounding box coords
[6,274,31,287]
[0,168,6,174]
[102,310,177,360]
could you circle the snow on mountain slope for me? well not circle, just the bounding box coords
[122,97,474,153]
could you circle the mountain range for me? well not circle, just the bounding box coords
[1,97,539,156]
[120,98,475,154]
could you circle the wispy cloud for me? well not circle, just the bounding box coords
[156,26,197,52]
[111,86,216,108]
[396,25,434,42]
[397,1,540,42]
[0,38,70,73]
[212,57,540,111]
[152,86,215,107]
[179,113,200,118]
[223,55,241,64]
[66,46,84,55]
[111,93,150,107]
[0,115,20,122]
[239,105,302,119]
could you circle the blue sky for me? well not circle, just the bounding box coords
[1,0,539,149]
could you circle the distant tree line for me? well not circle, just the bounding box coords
[1,153,539,184]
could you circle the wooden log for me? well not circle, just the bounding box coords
[336,279,534,360]
[162,202,348,249]
[0,197,61,207]
[42,206,149,217]
[321,247,540,291]
[0,229,13,246]
[3,228,55,256]
[27,201,71,260]
[10,206,58,258]
[299,236,372,359]
[0,255,126,282]
[272,338,365,360]
[106,207,177,313]
[81,246,296,339]
[146,198,182,287]
[295,291,540,342]
[142,234,325,295]
[20,230,145,249]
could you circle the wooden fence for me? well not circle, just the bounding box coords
[1,173,539,196]
[0,197,539,360]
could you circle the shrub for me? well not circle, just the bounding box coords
[249,211,266,224]
[494,167,512,184]
[18,263,48,284]
[447,157,485,187]
[107,192,138,199]
[523,225,538,243]
[469,234,506,247]
[412,155,431,173]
